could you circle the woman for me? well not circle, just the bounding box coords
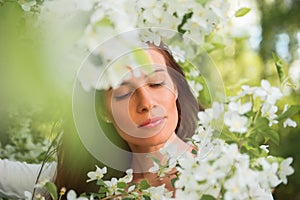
[53,42,201,197]
[0,42,273,200]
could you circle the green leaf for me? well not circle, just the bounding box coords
[44,182,58,200]
[97,179,105,186]
[117,181,127,189]
[254,117,280,145]
[276,105,300,121]
[254,117,269,129]
[95,17,113,27]
[201,194,216,200]
[264,129,280,145]
[240,141,263,158]
[192,149,197,155]
[151,157,161,164]
[272,52,286,83]
[139,179,150,190]
[96,193,106,199]
[143,195,151,200]
[235,7,251,17]
[98,186,108,194]
[177,12,193,34]
[171,177,179,188]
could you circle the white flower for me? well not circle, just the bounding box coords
[174,189,199,200]
[146,184,173,200]
[203,102,224,121]
[90,9,105,24]
[149,155,176,178]
[19,0,36,12]
[160,140,177,155]
[139,29,162,46]
[228,100,252,115]
[197,102,224,127]
[198,111,212,127]
[260,145,270,153]
[149,161,160,173]
[165,0,195,18]
[169,45,186,63]
[67,190,88,200]
[104,178,118,196]
[24,191,32,200]
[254,80,283,105]
[194,161,226,185]
[224,111,248,133]
[177,152,198,173]
[105,1,137,31]
[34,178,50,188]
[138,0,180,32]
[128,185,136,192]
[261,103,278,126]
[193,126,213,144]
[77,57,105,91]
[224,174,248,200]
[175,171,199,192]
[283,118,297,128]
[288,59,300,90]
[188,80,203,98]
[241,85,256,95]
[278,157,294,184]
[205,0,229,24]
[257,158,281,188]
[215,142,240,167]
[73,0,94,11]
[86,165,107,182]
[190,69,200,77]
[190,4,217,33]
[119,169,133,183]
[182,20,206,44]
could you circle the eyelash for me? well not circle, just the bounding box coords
[114,82,165,101]
[114,92,132,101]
[149,81,165,88]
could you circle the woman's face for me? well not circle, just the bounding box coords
[105,49,178,151]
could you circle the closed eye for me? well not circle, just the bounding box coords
[114,91,132,100]
[149,82,165,88]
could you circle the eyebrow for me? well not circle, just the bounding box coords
[120,68,166,86]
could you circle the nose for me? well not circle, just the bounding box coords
[132,86,156,113]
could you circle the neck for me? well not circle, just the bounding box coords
[129,133,192,173]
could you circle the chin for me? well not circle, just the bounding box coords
[135,130,174,147]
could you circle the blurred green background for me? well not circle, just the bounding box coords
[0,0,299,199]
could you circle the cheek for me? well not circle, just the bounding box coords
[166,95,178,127]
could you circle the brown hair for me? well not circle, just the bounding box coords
[52,43,202,198]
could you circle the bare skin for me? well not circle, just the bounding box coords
[105,48,194,193]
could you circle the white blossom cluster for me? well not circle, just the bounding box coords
[172,80,295,199]
[23,81,296,200]
[25,165,172,200]
[78,0,230,91]
[148,80,296,200]
[15,1,298,199]
[25,0,230,91]
[78,0,230,51]
[171,139,294,200]
[197,79,296,136]
[228,79,296,128]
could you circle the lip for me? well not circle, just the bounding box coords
[138,117,165,128]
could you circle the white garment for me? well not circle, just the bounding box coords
[0,159,56,199]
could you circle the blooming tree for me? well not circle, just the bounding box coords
[3,0,298,199]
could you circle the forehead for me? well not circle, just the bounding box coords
[146,48,166,66]
[106,48,167,88]
[122,50,168,85]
